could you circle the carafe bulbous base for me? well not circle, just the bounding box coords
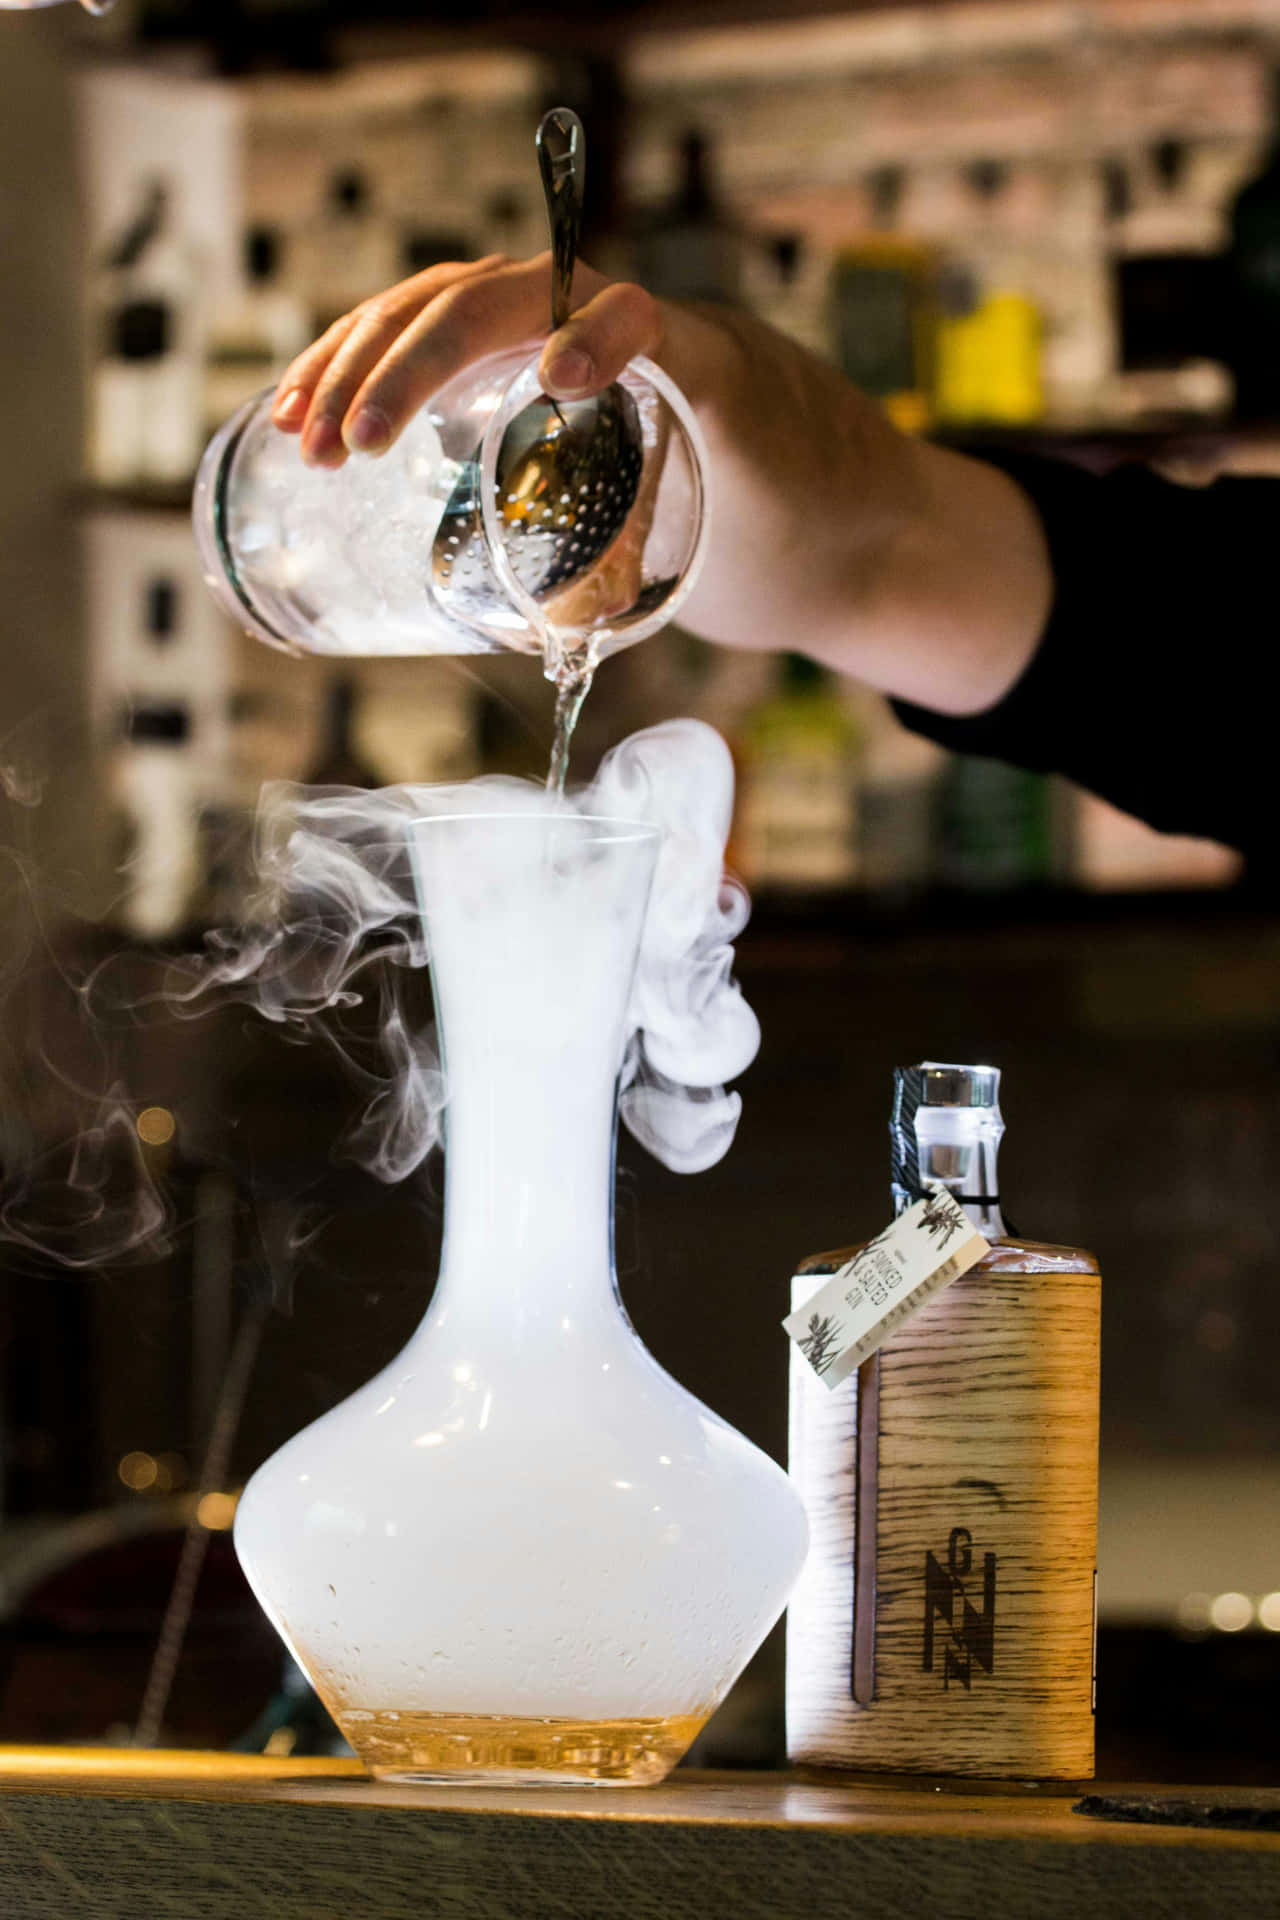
[235,1298,806,1784]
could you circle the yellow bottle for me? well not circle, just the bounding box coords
[934,288,1044,427]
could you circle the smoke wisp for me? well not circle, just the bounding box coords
[176,719,759,1183]
[0,754,172,1270]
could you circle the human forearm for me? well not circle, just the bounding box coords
[834,436,1053,714]
[657,303,1051,711]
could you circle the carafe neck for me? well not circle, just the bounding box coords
[409,812,658,1332]
[434,1054,622,1326]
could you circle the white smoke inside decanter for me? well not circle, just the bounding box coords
[181,720,759,1183]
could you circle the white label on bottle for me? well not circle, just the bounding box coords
[783,1185,989,1389]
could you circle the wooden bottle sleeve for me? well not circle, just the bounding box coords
[786,1253,1100,1780]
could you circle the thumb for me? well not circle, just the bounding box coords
[540,281,665,396]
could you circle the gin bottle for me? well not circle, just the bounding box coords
[786,1062,1099,1779]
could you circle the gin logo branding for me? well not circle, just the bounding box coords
[785,1187,988,1389]
[915,1192,967,1248]
[797,1312,842,1374]
[923,1527,996,1691]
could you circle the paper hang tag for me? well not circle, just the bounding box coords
[783,1185,989,1390]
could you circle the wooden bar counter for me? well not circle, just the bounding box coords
[2,1749,1280,1919]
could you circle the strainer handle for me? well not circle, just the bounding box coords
[537,107,585,335]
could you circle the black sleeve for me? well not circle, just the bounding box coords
[891,452,1273,862]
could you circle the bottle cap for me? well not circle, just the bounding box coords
[890,1061,1001,1205]
[904,1061,1000,1110]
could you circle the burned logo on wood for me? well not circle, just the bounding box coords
[923,1527,996,1690]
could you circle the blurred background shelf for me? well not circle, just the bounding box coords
[100,0,1079,67]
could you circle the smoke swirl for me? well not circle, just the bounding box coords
[177,719,758,1181]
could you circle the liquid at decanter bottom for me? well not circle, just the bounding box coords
[335,1710,707,1787]
[234,1320,808,1786]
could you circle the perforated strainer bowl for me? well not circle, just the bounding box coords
[476,352,709,663]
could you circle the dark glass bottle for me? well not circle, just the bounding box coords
[630,129,743,306]
[304,676,382,790]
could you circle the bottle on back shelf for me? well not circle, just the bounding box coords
[935,752,1059,893]
[89,179,205,488]
[857,694,945,900]
[933,275,1044,427]
[112,701,202,942]
[729,653,862,894]
[630,128,744,306]
[304,674,384,790]
[931,161,1045,429]
[829,165,938,436]
[300,169,400,338]
[787,1061,1100,1779]
[203,226,309,437]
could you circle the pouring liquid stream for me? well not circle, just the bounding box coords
[543,620,596,796]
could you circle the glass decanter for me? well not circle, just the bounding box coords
[233,809,808,1785]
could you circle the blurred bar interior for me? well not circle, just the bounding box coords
[2,0,1280,1782]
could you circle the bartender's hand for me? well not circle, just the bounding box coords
[271,251,1051,717]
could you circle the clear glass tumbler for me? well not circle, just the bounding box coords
[193,349,708,665]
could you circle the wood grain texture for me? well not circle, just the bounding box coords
[789,1246,1100,1778]
[2,1755,1280,1920]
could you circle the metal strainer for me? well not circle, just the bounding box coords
[430,108,644,627]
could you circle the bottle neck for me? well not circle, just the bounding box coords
[891,1106,1006,1240]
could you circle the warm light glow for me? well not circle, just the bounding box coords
[118,1450,158,1492]
[1258,1593,1280,1633]
[1209,1591,1253,1633]
[1175,1592,1212,1634]
[154,1453,187,1493]
[196,1491,238,1531]
[135,1106,176,1147]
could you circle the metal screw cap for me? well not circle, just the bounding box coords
[910,1061,1001,1109]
